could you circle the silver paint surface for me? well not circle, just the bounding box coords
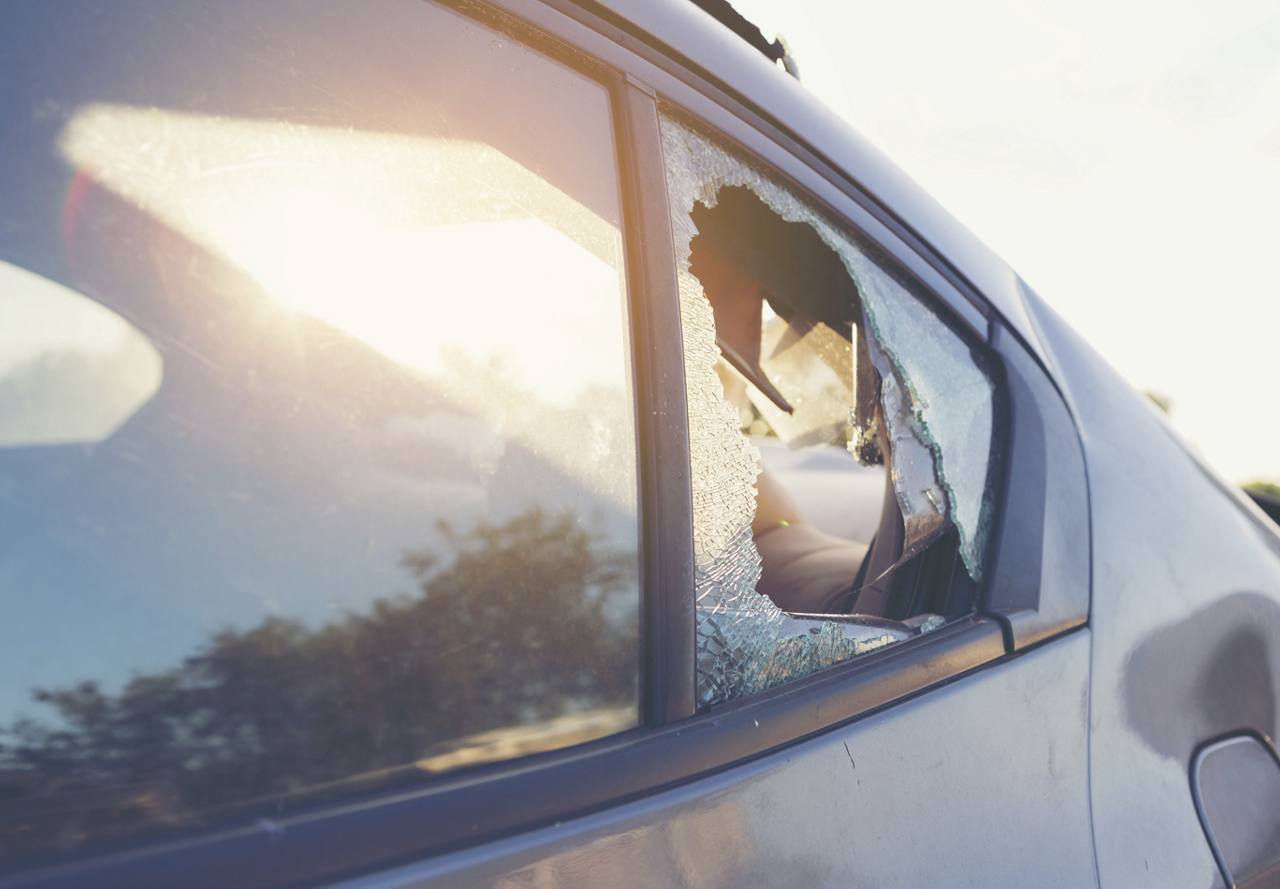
[1023,289,1280,889]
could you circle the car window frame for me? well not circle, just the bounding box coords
[1,1,1084,886]
[482,0,1090,725]
[529,0,1088,656]
[651,101,1004,703]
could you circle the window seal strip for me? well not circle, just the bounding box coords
[612,74,698,725]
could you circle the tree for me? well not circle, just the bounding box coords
[0,508,637,862]
[1243,479,1280,499]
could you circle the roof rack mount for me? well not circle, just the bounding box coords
[688,0,801,79]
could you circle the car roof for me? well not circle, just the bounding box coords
[583,0,1045,357]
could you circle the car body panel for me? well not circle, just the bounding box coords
[337,632,1096,889]
[1023,290,1280,889]
[3,1,1280,886]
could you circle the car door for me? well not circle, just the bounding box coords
[329,2,1104,887]
[0,2,1100,887]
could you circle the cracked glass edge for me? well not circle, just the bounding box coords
[659,113,995,706]
[845,249,996,577]
[866,329,949,562]
[660,114,996,578]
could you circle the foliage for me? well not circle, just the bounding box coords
[1144,391,1172,414]
[0,509,636,860]
[1244,479,1280,499]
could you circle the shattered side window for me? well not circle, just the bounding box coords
[659,112,997,707]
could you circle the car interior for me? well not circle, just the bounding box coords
[688,185,977,621]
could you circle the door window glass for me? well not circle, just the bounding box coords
[660,112,998,707]
[0,0,639,864]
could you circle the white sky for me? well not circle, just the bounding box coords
[734,0,1280,484]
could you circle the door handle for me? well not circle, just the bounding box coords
[1191,733,1280,888]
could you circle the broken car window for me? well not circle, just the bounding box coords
[659,113,998,707]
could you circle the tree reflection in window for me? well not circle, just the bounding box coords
[0,508,636,863]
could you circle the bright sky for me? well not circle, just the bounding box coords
[734,0,1280,485]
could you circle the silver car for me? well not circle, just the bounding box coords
[1,1,1277,887]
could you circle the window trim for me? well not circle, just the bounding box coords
[983,323,1092,649]
[614,74,698,726]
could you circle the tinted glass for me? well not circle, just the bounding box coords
[0,0,640,865]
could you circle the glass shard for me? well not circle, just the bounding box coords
[841,248,997,578]
[752,319,854,449]
[864,330,948,563]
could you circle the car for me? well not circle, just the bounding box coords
[1,1,1278,887]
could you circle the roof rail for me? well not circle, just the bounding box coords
[687,0,800,79]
